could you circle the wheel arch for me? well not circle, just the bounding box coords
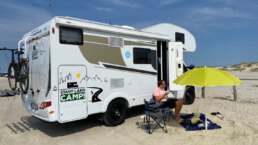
[102,92,130,112]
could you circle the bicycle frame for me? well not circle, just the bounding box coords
[0,47,27,80]
[0,47,23,64]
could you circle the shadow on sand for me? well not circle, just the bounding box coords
[213,96,234,102]
[240,78,258,81]
[5,106,146,137]
[0,89,18,97]
[213,96,258,104]
[6,115,103,137]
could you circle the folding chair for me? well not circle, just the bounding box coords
[143,99,170,134]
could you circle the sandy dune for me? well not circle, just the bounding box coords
[0,71,258,145]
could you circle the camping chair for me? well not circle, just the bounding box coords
[143,99,171,134]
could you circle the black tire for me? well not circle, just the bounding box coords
[19,63,29,93]
[104,99,128,126]
[184,86,196,105]
[7,63,17,91]
[19,76,29,94]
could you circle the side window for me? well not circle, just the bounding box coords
[133,48,151,64]
[133,47,157,70]
[59,26,83,45]
[149,50,157,70]
[175,32,185,44]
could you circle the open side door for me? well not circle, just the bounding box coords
[157,41,185,99]
[157,41,169,85]
[168,42,184,91]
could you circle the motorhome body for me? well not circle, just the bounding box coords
[19,17,196,125]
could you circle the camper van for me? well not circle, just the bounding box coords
[18,16,196,126]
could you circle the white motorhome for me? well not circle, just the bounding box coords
[19,16,196,126]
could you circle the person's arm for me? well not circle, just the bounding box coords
[154,95,165,102]
[153,89,167,102]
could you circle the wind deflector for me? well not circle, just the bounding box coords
[142,23,196,52]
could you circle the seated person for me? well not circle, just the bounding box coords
[153,80,184,123]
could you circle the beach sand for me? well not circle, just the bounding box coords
[0,71,258,145]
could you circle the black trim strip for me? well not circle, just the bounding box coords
[103,64,157,75]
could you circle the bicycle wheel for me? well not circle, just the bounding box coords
[8,63,17,91]
[19,63,29,93]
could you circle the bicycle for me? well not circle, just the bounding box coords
[0,47,29,93]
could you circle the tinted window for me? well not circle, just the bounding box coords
[59,26,83,45]
[149,50,157,70]
[133,47,157,70]
[133,48,150,64]
[175,32,185,44]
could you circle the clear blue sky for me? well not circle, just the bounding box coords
[1,0,258,72]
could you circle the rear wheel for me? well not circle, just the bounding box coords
[7,63,17,91]
[19,63,29,93]
[104,99,128,126]
[19,77,29,94]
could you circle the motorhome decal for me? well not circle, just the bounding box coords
[103,64,157,75]
[59,73,72,85]
[60,87,85,102]
[87,87,103,102]
[79,43,126,66]
[75,73,81,79]
[32,46,38,60]
[79,34,157,66]
[80,74,104,83]
[84,35,108,44]
[67,82,78,88]
[125,51,131,59]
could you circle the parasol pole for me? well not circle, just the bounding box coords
[201,87,205,98]
[233,86,237,101]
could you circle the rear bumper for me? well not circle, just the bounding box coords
[21,93,58,123]
[31,112,57,122]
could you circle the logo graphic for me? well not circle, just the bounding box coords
[75,73,81,79]
[125,51,131,59]
[87,87,103,102]
[60,87,85,102]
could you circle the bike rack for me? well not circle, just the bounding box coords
[0,35,33,91]
[18,35,33,58]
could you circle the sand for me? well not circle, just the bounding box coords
[0,71,258,145]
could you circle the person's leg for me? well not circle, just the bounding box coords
[163,98,184,123]
[175,99,184,123]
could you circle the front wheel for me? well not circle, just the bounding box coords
[7,63,17,91]
[104,99,128,126]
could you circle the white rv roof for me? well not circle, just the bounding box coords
[142,23,196,52]
[22,16,170,41]
[22,17,197,51]
[54,16,170,40]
